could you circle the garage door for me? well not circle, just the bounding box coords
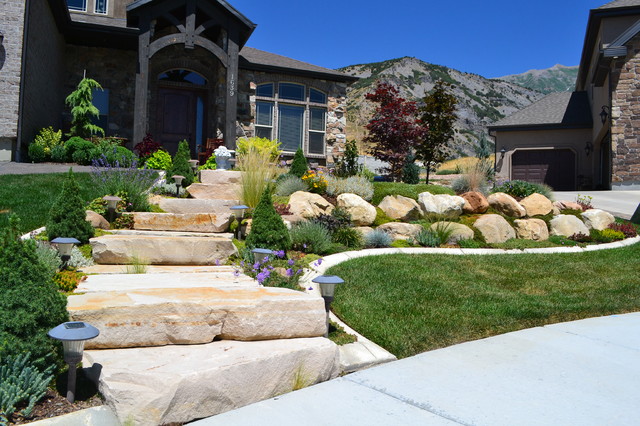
[512,149,576,191]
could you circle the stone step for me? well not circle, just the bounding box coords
[68,286,326,349]
[80,264,239,274]
[200,169,242,185]
[83,338,339,426]
[157,198,239,214]
[130,212,230,233]
[75,271,255,293]
[90,232,237,265]
[187,183,240,200]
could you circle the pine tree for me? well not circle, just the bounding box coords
[289,148,308,178]
[402,153,420,184]
[474,133,494,160]
[65,77,105,138]
[46,168,94,244]
[245,188,291,251]
[168,140,195,187]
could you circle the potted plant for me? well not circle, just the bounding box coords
[214,146,232,170]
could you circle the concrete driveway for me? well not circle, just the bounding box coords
[554,190,639,219]
[0,161,94,175]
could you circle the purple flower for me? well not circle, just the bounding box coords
[240,261,245,267]
[317,258,323,265]
[253,262,260,270]
[308,287,314,291]
[288,259,295,266]
[262,256,270,264]
[233,269,241,277]
[297,268,303,275]
[275,250,285,259]
[303,243,307,249]
[286,268,294,277]
[215,259,221,266]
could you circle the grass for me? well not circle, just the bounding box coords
[372,182,454,205]
[436,155,495,173]
[329,243,640,359]
[0,173,98,233]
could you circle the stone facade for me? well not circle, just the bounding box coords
[610,32,640,186]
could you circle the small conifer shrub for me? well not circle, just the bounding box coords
[402,154,420,184]
[168,140,195,187]
[289,148,308,178]
[46,168,95,243]
[245,188,291,251]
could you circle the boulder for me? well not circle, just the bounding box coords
[378,195,423,221]
[549,215,589,237]
[519,193,553,217]
[581,209,615,231]
[84,338,339,426]
[553,200,584,211]
[200,170,243,185]
[354,226,374,237]
[186,183,241,201]
[472,214,516,243]
[158,198,238,214]
[86,210,110,230]
[281,214,304,230]
[132,213,230,233]
[417,192,466,219]
[377,222,422,241]
[69,287,326,348]
[288,191,334,219]
[487,193,526,218]
[514,219,549,241]
[430,222,474,244]
[336,194,376,226]
[461,192,489,214]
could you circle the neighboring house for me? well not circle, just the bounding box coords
[489,0,640,190]
[0,0,356,162]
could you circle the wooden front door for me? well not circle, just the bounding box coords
[156,87,205,156]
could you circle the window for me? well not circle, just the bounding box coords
[95,0,108,14]
[256,83,328,156]
[159,70,207,85]
[67,0,87,12]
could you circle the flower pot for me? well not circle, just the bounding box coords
[216,156,230,170]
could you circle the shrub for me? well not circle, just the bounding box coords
[364,229,392,248]
[0,216,68,373]
[401,154,420,184]
[301,170,327,194]
[275,175,307,197]
[91,157,158,212]
[608,222,637,238]
[413,228,440,247]
[152,182,186,197]
[236,137,281,161]
[0,352,54,424]
[289,221,333,254]
[334,139,362,178]
[198,154,216,170]
[312,214,347,234]
[289,148,308,178]
[458,239,484,249]
[332,227,363,248]
[87,194,128,216]
[134,133,162,162]
[245,188,291,251]
[71,141,96,165]
[27,143,46,163]
[53,269,86,292]
[33,127,63,158]
[46,169,95,243]
[34,242,62,277]
[65,137,93,163]
[145,149,172,171]
[325,175,374,201]
[167,140,195,187]
[95,144,137,168]
[591,228,625,243]
[492,180,553,199]
[50,144,67,163]
[237,143,278,209]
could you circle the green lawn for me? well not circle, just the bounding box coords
[329,244,640,358]
[0,173,98,233]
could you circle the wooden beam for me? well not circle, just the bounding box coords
[149,33,187,58]
[185,0,196,49]
[224,29,239,150]
[133,19,151,146]
[162,12,185,33]
[195,18,218,35]
[194,36,229,67]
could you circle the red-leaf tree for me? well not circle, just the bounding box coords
[364,82,427,181]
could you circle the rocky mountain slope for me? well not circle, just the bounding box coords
[339,57,548,156]
[495,64,578,94]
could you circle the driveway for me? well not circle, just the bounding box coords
[554,190,639,219]
[0,161,94,175]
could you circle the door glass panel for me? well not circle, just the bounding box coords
[278,105,304,152]
[159,70,207,85]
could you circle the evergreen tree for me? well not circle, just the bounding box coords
[168,140,195,187]
[65,77,105,138]
[474,133,494,160]
[47,169,94,244]
[402,153,420,184]
[289,148,308,178]
[334,139,362,177]
[245,188,291,251]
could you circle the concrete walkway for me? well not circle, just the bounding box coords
[0,161,94,175]
[554,190,639,219]
[193,312,640,425]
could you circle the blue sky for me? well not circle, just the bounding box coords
[231,0,608,78]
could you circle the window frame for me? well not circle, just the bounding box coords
[94,0,108,15]
[67,0,87,12]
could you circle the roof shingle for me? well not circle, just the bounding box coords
[598,0,640,9]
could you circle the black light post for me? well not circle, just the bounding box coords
[230,205,249,239]
[312,275,345,337]
[102,195,122,223]
[172,175,185,197]
[51,237,80,270]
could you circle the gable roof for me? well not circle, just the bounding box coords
[239,47,358,82]
[598,0,640,9]
[488,92,592,130]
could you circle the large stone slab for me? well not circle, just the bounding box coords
[187,183,241,200]
[157,198,238,214]
[200,170,243,185]
[68,287,327,348]
[83,338,339,426]
[90,233,237,265]
[132,212,230,233]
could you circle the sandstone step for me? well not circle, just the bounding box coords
[200,169,242,185]
[80,264,239,274]
[90,232,236,265]
[158,198,239,214]
[68,286,326,348]
[75,272,256,293]
[131,212,230,233]
[107,229,232,238]
[83,338,339,426]
[187,183,240,200]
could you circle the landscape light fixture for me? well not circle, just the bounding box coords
[585,141,594,157]
[230,204,249,219]
[311,275,345,337]
[102,195,122,223]
[499,146,507,159]
[172,175,185,197]
[51,237,80,269]
[48,321,100,403]
[188,159,199,173]
[600,105,610,124]
[252,248,272,264]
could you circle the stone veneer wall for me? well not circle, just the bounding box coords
[610,32,640,186]
[237,70,348,163]
[0,0,26,161]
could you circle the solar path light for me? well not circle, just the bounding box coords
[102,195,122,223]
[188,159,199,173]
[311,275,345,337]
[51,237,80,269]
[48,322,100,403]
[172,175,185,197]
[252,248,272,264]
[230,204,249,219]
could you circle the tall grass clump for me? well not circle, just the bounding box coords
[413,222,454,247]
[325,175,374,201]
[289,221,332,254]
[451,161,491,194]
[236,144,278,209]
[275,175,307,197]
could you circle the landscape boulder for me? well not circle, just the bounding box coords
[472,214,516,243]
[461,192,489,214]
[549,215,589,237]
[553,200,584,211]
[417,192,465,219]
[377,222,423,241]
[336,193,376,226]
[86,210,110,230]
[288,191,334,219]
[487,193,526,218]
[354,226,374,237]
[513,218,549,241]
[519,193,553,216]
[378,195,423,221]
[430,222,474,244]
[581,209,615,231]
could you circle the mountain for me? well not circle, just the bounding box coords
[339,57,545,157]
[495,64,579,94]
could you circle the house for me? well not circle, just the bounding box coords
[489,0,640,190]
[0,0,357,162]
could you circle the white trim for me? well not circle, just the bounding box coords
[95,0,108,14]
